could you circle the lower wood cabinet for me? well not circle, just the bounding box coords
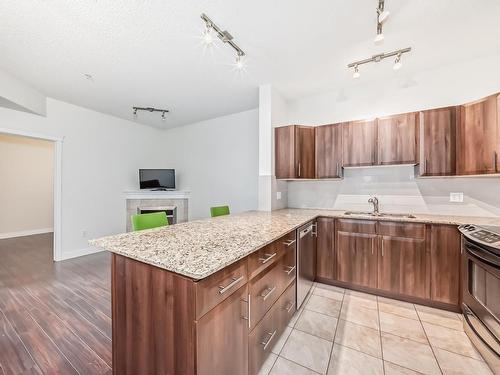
[197,285,249,375]
[336,231,378,288]
[378,235,428,299]
[316,217,335,280]
[429,225,461,305]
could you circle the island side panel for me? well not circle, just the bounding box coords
[112,254,197,375]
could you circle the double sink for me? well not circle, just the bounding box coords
[344,211,416,219]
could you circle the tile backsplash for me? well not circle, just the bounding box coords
[287,165,500,217]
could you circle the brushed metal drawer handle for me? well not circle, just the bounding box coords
[284,265,296,275]
[218,276,244,295]
[261,330,277,350]
[285,301,295,313]
[283,239,296,247]
[259,252,277,264]
[260,286,277,301]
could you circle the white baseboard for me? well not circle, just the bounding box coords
[57,246,106,261]
[0,228,54,239]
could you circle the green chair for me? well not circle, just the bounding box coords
[131,212,169,231]
[210,205,230,217]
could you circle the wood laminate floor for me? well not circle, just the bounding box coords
[0,233,112,375]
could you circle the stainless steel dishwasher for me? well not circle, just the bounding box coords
[297,221,317,308]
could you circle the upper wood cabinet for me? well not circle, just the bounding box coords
[377,112,418,165]
[275,125,315,179]
[342,119,377,167]
[315,124,343,178]
[457,94,499,175]
[419,107,457,176]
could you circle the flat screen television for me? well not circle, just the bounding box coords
[139,169,175,190]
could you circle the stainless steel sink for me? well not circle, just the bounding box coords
[344,211,416,219]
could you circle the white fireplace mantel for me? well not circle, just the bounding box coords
[124,190,191,200]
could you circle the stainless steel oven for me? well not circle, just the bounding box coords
[459,224,500,374]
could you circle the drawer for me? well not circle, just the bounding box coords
[195,259,248,318]
[248,231,296,279]
[336,219,377,234]
[249,262,281,328]
[378,221,425,239]
[249,281,296,375]
[277,246,296,292]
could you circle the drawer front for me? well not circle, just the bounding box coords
[248,231,296,279]
[196,260,248,318]
[249,262,281,328]
[278,246,296,292]
[378,221,425,239]
[249,282,296,375]
[336,219,377,234]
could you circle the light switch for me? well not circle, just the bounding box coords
[449,192,464,203]
[277,191,282,200]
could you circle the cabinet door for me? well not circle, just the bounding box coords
[197,285,249,375]
[378,236,428,299]
[457,94,498,175]
[430,225,461,306]
[342,119,377,167]
[336,231,377,288]
[316,217,335,281]
[377,113,418,165]
[419,107,457,176]
[275,126,296,179]
[296,126,316,178]
[315,124,343,178]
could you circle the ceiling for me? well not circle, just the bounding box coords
[1,0,499,129]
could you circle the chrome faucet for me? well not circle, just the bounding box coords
[368,196,380,215]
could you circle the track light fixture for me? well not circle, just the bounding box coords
[200,13,246,70]
[132,107,170,121]
[374,0,389,43]
[347,47,411,78]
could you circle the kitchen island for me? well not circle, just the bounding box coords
[91,209,500,375]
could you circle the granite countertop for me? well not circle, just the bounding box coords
[90,208,500,280]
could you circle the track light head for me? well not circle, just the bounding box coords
[353,65,360,79]
[161,111,167,121]
[378,10,390,23]
[133,108,138,118]
[393,53,403,70]
[235,54,245,70]
[202,24,214,45]
[374,23,384,43]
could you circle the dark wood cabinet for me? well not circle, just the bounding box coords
[275,125,315,179]
[197,285,249,375]
[315,123,343,178]
[378,235,428,299]
[336,230,378,288]
[342,119,377,167]
[316,217,335,281]
[377,113,418,165]
[430,225,461,305]
[419,107,457,176]
[457,94,499,175]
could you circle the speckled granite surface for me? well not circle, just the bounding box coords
[90,208,500,280]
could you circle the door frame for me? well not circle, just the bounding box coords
[0,127,64,261]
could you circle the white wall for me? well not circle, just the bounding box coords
[162,109,259,220]
[0,98,165,259]
[0,134,54,237]
[285,54,500,217]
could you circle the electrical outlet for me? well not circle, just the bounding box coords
[449,192,464,203]
[276,191,282,200]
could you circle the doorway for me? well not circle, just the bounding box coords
[0,128,62,261]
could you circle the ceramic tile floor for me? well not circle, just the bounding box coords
[259,282,493,375]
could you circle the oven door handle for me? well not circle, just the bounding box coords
[463,305,500,355]
[465,240,500,268]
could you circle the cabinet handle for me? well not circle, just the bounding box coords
[218,276,244,295]
[422,158,427,175]
[241,294,251,328]
[283,239,296,247]
[261,286,277,301]
[285,301,295,313]
[312,223,317,237]
[298,162,301,177]
[284,265,296,275]
[259,252,277,264]
[261,330,277,350]
[381,240,384,257]
[336,162,339,177]
[493,152,498,172]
